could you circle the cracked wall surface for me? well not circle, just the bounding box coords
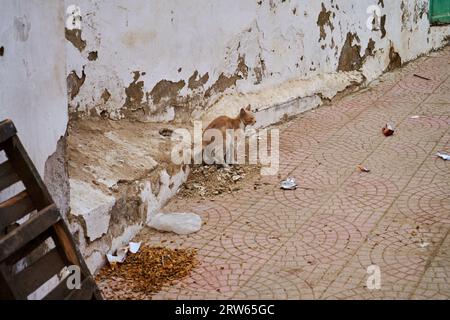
[66,0,450,124]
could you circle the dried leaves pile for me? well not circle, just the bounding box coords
[96,246,198,300]
[178,164,261,198]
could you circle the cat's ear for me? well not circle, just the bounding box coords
[246,104,251,111]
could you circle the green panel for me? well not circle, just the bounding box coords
[430,0,450,24]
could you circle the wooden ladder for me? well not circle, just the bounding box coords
[0,119,102,300]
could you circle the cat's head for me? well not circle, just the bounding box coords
[239,105,256,126]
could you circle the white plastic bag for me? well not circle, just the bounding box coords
[148,212,202,235]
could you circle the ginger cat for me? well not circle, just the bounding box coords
[204,105,256,134]
[202,105,256,165]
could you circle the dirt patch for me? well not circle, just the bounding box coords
[65,28,86,52]
[188,71,209,90]
[67,68,86,99]
[178,164,261,199]
[317,3,334,41]
[96,246,198,299]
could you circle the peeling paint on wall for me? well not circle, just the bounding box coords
[188,71,209,90]
[67,68,86,99]
[101,89,111,103]
[237,54,249,79]
[123,71,145,110]
[253,54,266,85]
[337,32,362,72]
[149,79,185,105]
[380,14,387,39]
[205,73,241,97]
[387,45,402,71]
[317,3,334,41]
[65,28,86,52]
[64,0,450,124]
[87,51,98,61]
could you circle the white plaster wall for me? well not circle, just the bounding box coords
[66,0,450,122]
[0,0,68,196]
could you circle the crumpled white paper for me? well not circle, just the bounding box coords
[106,241,142,265]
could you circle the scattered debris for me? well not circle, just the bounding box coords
[410,115,420,119]
[159,128,173,137]
[148,212,202,235]
[436,152,450,161]
[280,177,297,190]
[97,246,198,299]
[413,74,431,81]
[419,242,430,248]
[382,123,395,137]
[129,242,142,254]
[357,165,371,173]
[178,164,261,198]
[232,175,242,182]
[107,247,128,265]
[106,241,142,266]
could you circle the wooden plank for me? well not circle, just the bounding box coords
[0,204,59,262]
[0,266,17,299]
[42,275,72,300]
[51,221,102,299]
[0,119,16,145]
[2,136,52,210]
[0,191,35,232]
[0,161,20,192]
[44,275,97,300]
[51,221,82,267]
[14,248,65,298]
[2,229,51,265]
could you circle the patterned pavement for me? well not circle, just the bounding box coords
[135,47,450,300]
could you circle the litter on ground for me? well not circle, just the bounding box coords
[382,123,395,137]
[148,212,202,235]
[436,152,450,161]
[177,164,261,198]
[413,74,431,81]
[106,241,143,266]
[357,165,371,173]
[97,246,198,300]
[280,177,297,190]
